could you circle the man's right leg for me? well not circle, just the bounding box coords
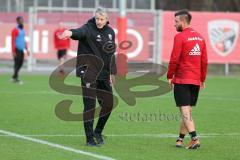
[57,50,66,76]
[180,106,200,149]
[12,55,18,80]
[81,81,98,146]
[12,50,24,82]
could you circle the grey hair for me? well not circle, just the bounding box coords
[95,6,108,19]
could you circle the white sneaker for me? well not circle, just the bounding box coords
[11,78,23,85]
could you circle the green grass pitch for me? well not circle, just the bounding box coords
[0,74,240,160]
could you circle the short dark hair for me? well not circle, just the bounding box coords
[175,9,192,24]
[16,16,23,22]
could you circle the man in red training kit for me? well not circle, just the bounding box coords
[167,10,208,149]
[54,22,70,75]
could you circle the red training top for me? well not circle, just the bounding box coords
[167,27,208,85]
[54,28,70,50]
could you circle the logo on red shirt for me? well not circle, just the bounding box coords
[189,43,201,55]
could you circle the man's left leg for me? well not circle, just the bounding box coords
[12,50,24,83]
[57,49,66,76]
[94,80,113,144]
[176,118,188,147]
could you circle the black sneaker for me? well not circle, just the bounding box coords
[93,133,104,145]
[86,139,100,147]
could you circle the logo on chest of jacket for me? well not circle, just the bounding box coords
[189,43,201,55]
[96,34,102,42]
[108,34,112,41]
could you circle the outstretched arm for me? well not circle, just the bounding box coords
[58,30,72,40]
[58,25,87,41]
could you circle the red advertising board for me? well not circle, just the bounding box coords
[162,11,240,64]
[0,12,154,62]
[2,11,239,64]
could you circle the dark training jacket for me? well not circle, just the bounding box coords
[70,17,117,80]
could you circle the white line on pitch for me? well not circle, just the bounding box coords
[0,129,115,160]
[1,133,240,138]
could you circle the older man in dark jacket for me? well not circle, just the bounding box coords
[59,7,116,147]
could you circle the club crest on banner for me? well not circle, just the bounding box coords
[208,20,239,56]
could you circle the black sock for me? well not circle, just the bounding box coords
[189,131,197,139]
[179,133,185,139]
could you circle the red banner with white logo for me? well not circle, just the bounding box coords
[162,11,240,64]
[0,12,153,62]
[2,11,240,64]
